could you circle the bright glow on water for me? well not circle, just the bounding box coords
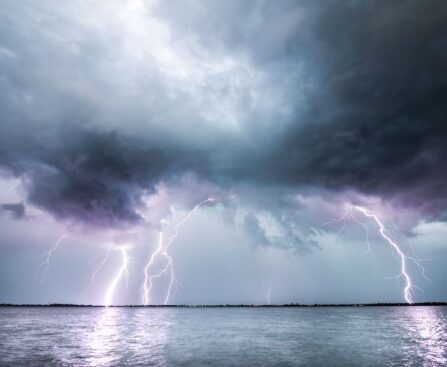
[0,307,446,366]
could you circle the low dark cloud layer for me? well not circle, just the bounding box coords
[0,202,25,219]
[0,0,446,227]
[0,123,206,226]
[267,0,447,215]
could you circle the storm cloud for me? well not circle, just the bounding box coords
[0,0,446,228]
[266,0,447,216]
[0,202,25,220]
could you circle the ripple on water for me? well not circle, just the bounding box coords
[0,306,446,367]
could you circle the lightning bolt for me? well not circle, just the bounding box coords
[104,248,129,306]
[142,232,163,306]
[324,203,425,304]
[89,246,112,292]
[353,206,414,304]
[142,197,215,306]
[37,232,67,285]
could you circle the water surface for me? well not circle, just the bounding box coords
[0,306,446,366]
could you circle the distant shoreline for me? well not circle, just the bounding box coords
[0,302,446,308]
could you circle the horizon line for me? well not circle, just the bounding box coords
[1,302,446,308]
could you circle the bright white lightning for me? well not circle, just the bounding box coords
[353,206,414,304]
[142,197,216,306]
[37,232,67,284]
[324,203,424,304]
[142,232,164,306]
[104,248,129,307]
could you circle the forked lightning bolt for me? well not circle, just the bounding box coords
[142,197,215,306]
[353,206,414,304]
[104,248,129,306]
[324,203,426,304]
[37,232,67,284]
[142,232,164,306]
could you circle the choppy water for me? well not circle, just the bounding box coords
[0,306,446,366]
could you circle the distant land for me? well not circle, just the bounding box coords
[0,302,446,308]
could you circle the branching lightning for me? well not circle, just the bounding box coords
[324,203,427,304]
[353,206,414,304]
[142,232,164,306]
[142,197,215,306]
[104,248,129,306]
[37,232,67,285]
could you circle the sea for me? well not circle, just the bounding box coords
[0,306,446,366]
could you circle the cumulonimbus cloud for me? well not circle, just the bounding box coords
[0,0,446,229]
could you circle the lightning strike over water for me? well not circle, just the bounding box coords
[142,232,164,306]
[142,197,216,305]
[353,206,414,304]
[37,232,67,285]
[104,248,129,306]
[324,203,425,304]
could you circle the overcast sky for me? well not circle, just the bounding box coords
[0,0,446,305]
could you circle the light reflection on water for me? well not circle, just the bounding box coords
[83,308,171,366]
[0,306,446,366]
[85,308,123,366]
[406,307,447,367]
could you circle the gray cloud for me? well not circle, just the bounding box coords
[0,0,446,229]
[0,122,207,226]
[263,0,447,216]
[1,202,25,219]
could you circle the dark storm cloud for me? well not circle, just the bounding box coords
[0,0,446,227]
[0,202,25,219]
[164,0,447,212]
[267,0,447,214]
[0,123,206,226]
[215,0,447,216]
